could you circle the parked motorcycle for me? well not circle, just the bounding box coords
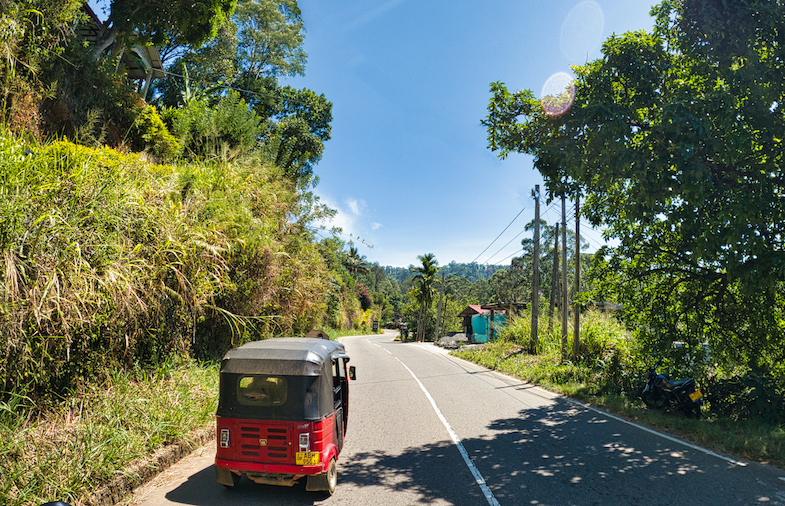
[641,356,703,418]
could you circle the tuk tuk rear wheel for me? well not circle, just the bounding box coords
[326,458,337,495]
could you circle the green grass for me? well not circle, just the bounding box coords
[0,358,218,506]
[454,339,785,469]
[319,327,383,339]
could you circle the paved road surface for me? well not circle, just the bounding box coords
[125,331,785,505]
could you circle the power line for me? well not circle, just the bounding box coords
[483,227,528,264]
[493,248,524,265]
[485,200,572,266]
[470,206,526,264]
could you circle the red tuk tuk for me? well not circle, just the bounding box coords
[214,338,355,495]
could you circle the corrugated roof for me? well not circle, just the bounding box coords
[457,305,489,318]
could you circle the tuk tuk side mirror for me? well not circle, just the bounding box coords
[349,366,356,380]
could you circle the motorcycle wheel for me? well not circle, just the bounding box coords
[678,395,701,419]
[642,390,664,409]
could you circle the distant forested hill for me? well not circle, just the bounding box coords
[384,261,507,284]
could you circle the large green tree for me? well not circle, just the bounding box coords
[234,0,306,78]
[90,0,236,58]
[154,0,331,186]
[484,0,785,372]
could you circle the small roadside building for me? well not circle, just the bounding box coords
[76,4,165,101]
[457,303,527,344]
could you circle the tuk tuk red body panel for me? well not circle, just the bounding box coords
[215,415,340,476]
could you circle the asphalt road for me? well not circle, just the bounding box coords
[126,331,785,506]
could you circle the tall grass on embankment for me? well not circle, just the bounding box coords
[454,310,785,469]
[0,358,218,506]
[0,127,336,504]
[0,126,332,404]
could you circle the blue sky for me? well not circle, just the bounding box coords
[285,0,657,267]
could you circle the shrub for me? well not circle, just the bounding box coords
[705,367,785,424]
[130,105,180,161]
[168,91,264,159]
[357,284,372,310]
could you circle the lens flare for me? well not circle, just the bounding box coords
[540,72,575,116]
[560,0,605,63]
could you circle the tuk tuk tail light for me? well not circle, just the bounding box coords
[299,433,310,452]
[220,428,230,448]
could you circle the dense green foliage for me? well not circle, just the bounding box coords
[484,0,785,422]
[89,0,237,58]
[151,0,331,187]
[385,261,506,284]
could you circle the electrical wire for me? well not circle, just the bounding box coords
[470,206,526,264]
[483,227,528,264]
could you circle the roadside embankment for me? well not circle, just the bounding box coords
[0,359,218,506]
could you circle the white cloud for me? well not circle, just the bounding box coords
[316,195,381,245]
[346,198,364,216]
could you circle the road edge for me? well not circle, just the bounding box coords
[87,426,215,506]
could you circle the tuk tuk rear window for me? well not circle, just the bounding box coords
[237,375,287,407]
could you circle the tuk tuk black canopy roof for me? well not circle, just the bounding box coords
[220,337,348,376]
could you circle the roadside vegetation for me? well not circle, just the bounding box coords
[0,359,218,506]
[455,310,785,469]
[3,0,785,503]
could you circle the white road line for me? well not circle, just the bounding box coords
[395,357,501,506]
[367,339,785,488]
[563,397,748,466]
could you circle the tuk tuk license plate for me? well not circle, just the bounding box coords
[296,452,320,466]
[689,390,703,402]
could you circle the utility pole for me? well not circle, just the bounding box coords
[435,272,444,344]
[531,186,540,353]
[548,223,559,334]
[572,194,581,363]
[561,194,568,360]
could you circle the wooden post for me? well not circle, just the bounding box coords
[561,195,568,360]
[572,195,581,363]
[549,223,559,334]
[435,272,445,343]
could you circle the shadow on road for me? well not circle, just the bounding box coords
[163,397,784,505]
[464,398,782,505]
[164,464,328,506]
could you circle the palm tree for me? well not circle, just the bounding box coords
[412,253,439,342]
[343,246,370,277]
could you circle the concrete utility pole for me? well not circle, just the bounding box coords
[561,194,568,360]
[572,195,581,363]
[531,186,540,353]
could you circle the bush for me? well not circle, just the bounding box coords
[168,91,264,159]
[705,367,785,424]
[130,105,180,161]
[357,284,372,310]
[40,43,142,146]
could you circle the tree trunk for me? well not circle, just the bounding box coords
[416,303,424,342]
[91,23,121,59]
